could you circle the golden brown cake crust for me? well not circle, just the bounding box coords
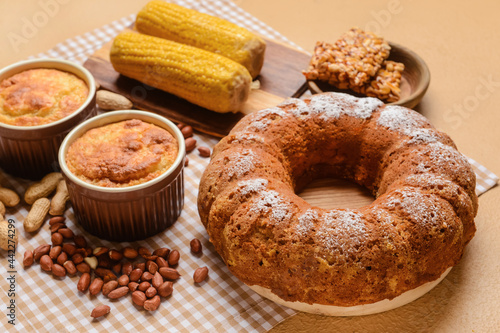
[0,68,88,126]
[66,119,178,187]
[197,92,477,307]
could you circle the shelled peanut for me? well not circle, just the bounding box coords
[177,122,211,158]
[91,305,111,319]
[22,216,203,314]
[178,123,197,153]
[193,267,209,283]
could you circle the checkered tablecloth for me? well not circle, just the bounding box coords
[1,0,498,332]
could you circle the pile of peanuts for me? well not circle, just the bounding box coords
[6,107,214,319]
[23,216,209,318]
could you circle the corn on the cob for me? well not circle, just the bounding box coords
[135,0,266,79]
[110,32,252,113]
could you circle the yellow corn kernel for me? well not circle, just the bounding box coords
[135,0,266,79]
[110,32,252,113]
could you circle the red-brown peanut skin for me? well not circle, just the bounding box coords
[91,305,110,319]
[107,286,129,299]
[23,251,34,268]
[193,267,209,283]
[132,291,146,307]
[78,273,91,292]
[143,295,161,311]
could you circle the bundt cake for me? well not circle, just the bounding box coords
[197,92,477,315]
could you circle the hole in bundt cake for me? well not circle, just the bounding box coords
[298,178,374,210]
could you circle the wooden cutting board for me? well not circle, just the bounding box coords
[83,28,311,137]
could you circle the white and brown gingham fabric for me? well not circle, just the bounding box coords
[1,0,498,332]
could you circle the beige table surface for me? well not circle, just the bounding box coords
[1,1,499,332]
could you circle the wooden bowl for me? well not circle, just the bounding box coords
[307,42,430,109]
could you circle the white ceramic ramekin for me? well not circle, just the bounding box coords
[58,110,186,241]
[0,58,97,180]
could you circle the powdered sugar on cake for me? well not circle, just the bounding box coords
[377,105,430,137]
[278,98,308,111]
[237,178,268,196]
[416,142,468,170]
[248,116,272,131]
[384,188,447,226]
[407,128,442,144]
[249,190,292,223]
[284,93,382,120]
[416,142,472,182]
[248,107,290,131]
[226,150,257,179]
[369,208,398,231]
[294,209,319,237]
[405,173,454,188]
[231,133,265,144]
[315,210,368,255]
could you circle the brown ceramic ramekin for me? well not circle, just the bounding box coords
[0,58,97,180]
[58,110,186,241]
